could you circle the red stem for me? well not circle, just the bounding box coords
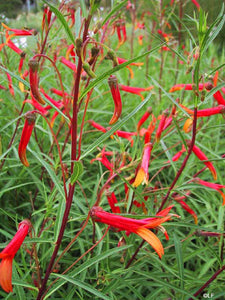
[36,14,92,300]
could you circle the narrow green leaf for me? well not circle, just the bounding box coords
[71,161,83,184]
[54,199,66,243]
[102,0,128,26]
[79,43,163,101]
[51,274,112,300]
[75,7,81,37]
[150,78,190,118]
[173,233,185,292]
[0,65,30,87]
[45,246,131,298]
[79,0,88,19]
[160,140,177,174]
[80,93,152,159]
[29,149,65,199]
[42,0,76,45]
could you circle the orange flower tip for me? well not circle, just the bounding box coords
[19,153,30,167]
[109,115,118,125]
[193,215,198,224]
[169,86,183,93]
[183,118,193,133]
[135,227,164,259]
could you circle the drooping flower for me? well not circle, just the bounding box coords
[0,220,31,293]
[18,111,36,167]
[59,56,77,72]
[106,190,121,213]
[2,23,36,43]
[117,57,143,79]
[187,141,217,180]
[180,103,225,117]
[91,206,175,258]
[191,0,200,10]
[28,58,45,105]
[173,196,198,224]
[133,142,153,187]
[137,107,152,131]
[119,84,154,100]
[155,109,169,142]
[192,178,225,205]
[108,75,122,125]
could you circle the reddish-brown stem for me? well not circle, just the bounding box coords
[36,14,92,300]
[188,264,225,299]
[159,0,164,102]
[42,226,110,299]
[157,107,198,213]
[175,0,183,84]
[125,240,145,269]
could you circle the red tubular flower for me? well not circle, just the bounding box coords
[155,109,169,142]
[40,88,63,110]
[2,23,36,42]
[213,90,225,105]
[138,35,144,45]
[66,44,76,61]
[187,141,217,180]
[59,56,77,72]
[28,58,45,105]
[180,103,225,117]
[117,57,144,67]
[113,130,136,146]
[175,199,198,224]
[193,178,225,205]
[108,75,122,125]
[106,190,121,213]
[169,83,205,93]
[191,0,200,10]
[0,220,31,293]
[18,111,36,167]
[90,148,114,173]
[6,73,14,97]
[50,88,71,98]
[133,142,153,187]
[6,39,23,55]
[119,84,154,100]
[91,206,174,258]
[137,107,152,131]
[42,5,52,31]
[88,120,107,133]
[18,52,26,73]
[24,97,49,116]
[165,144,186,164]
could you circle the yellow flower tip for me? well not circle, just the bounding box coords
[183,118,193,133]
[19,81,24,93]
[135,227,164,259]
[133,168,146,188]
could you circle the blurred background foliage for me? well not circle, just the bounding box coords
[1,0,224,46]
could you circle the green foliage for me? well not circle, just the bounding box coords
[0,0,23,19]
[0,0,225,299]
